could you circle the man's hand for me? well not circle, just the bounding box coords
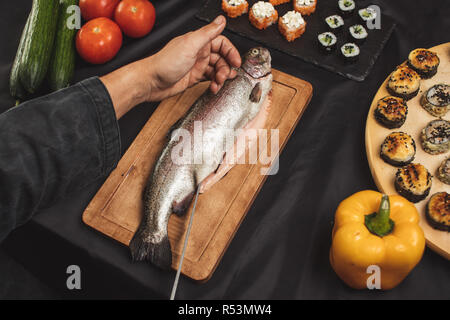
[101,15,240,119]
[146,15,241,101]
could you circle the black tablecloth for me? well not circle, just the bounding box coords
[1,0,449,299]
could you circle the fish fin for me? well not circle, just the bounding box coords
[250,82,262,103]
[172,191,194,217]
[129,228,172,270]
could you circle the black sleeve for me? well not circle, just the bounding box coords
[0,77,121,242]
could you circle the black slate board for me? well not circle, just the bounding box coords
[196,0,396,81]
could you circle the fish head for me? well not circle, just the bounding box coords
[242,47,272,79]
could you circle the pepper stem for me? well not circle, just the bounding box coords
[365,194,395,237]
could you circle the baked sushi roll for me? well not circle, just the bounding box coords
[349,24,368,44]
[437,158,450,185]
[386,65,421,101]
[278,10,306,42]
[380,132,416,167]
[395,163,432,203]
[325,15,344,33]
[269,0,291,5]
[426,192,450,232]
[420,119,450,155]
[318,32,337,53]
[340,43,359,62]
[293,0,317,16]
[222,0,249,18]
[338,0,355,17]
[249,1,278,30]
[358,7,377,23]
[407,48,440,79]
[374,96,408,129]
[420,84,450,117]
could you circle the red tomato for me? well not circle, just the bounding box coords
[114,0,156,38]
[76,18,123,64]
[79,0,120,20]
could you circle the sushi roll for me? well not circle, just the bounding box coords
[386,65,421,101]
[338,0,355,17]
[340,43,359,62]
[437,158,450,185]
[420,119,450,155]
[395,163,432,203]
[249,1,278,30]
[317,32,337,53]
[426,192,450,232]
[408,48,440,79]
[293,0,317,16]
[222,0,249,18]
[278,10,306,42]
[421,84,450,117]
[325,15,344,33]
[358,7,377,23]
[380,132,416,167]
[349,24,368,44]
[269,0,290,5]
[374,96,408,129]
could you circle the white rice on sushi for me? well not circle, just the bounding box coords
[338,0,355,17]
[249,1,278,30]
[349,24,368,44]
[325,15,344,33]
[279,10,307,42]
[318,32,337,52]
[341,43,360,62]
[293,0,317,16]
[359,7,377,22]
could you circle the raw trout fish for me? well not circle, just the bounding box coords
[130,47,273,269]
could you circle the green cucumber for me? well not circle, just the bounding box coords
[48,0,78,91]
[10,14,31,102]
[20,0,60,94]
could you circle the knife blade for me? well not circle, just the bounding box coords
[170,186,200,300]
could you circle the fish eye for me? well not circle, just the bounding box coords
[251,48,259,55]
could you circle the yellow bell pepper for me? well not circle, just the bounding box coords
[330,190,425,290]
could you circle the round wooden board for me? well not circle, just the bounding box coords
[365,43,450,260]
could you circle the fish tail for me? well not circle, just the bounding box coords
[129,227,172,270]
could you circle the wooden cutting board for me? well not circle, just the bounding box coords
[366,43,450,260]
[83,69,313,281]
